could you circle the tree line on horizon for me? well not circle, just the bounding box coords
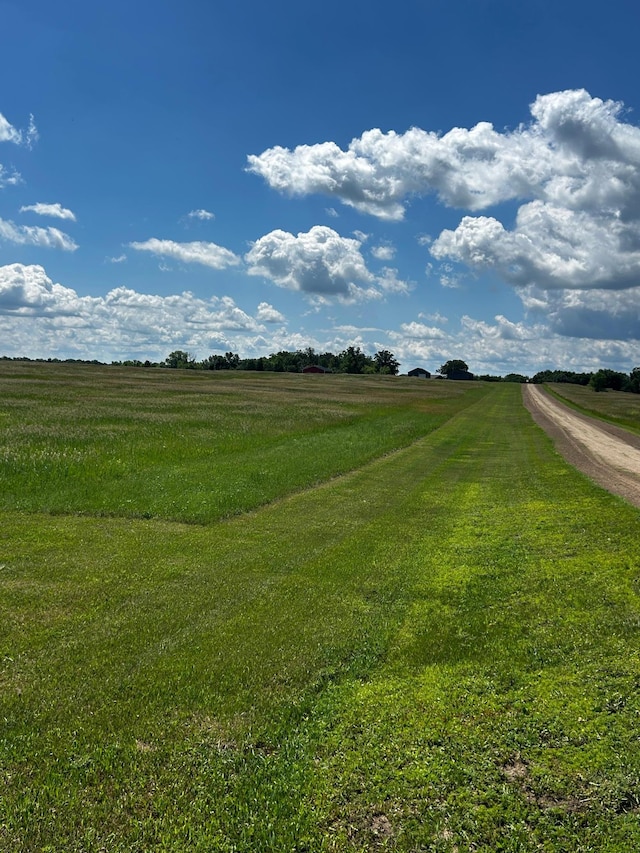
[2,351,640,393]
[182,346,402,375]
[1,347,400,376]
[526,367,640,394]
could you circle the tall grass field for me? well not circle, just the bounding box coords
[1,362,640,851]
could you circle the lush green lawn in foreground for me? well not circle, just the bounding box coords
[1,368,640,851]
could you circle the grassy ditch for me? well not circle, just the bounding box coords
[1,370,640,851]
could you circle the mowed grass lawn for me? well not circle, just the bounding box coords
[1,364,640,852]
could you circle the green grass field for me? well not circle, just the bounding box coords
[2,364,640,852]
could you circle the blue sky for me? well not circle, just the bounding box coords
[1,0,640,375]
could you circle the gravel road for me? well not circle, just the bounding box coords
[522,384,640,509]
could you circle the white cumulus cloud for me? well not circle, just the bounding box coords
[245,226,372,298]
[397,321,447,340]
[248,90,640,220]
[249,89,640,322]
[0,263,82,314]
[20,202,77,221]
[245,225,408,303]
[431,202,640,291]
[376,267,412,295]
[0,164,21,188]
[460,314,540,341]
[371,243,396,261]
[130,238,240,269]
[256,302,286,323]
[0,218,78,251]
[0,112,38,187]
[187,209,215,220]
[0,112,37,148]
[0,114,21,144]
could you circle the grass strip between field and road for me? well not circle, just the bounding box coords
[1,372,640,851]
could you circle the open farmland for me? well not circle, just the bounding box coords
[0,362,483,523]
[1,364,640,852]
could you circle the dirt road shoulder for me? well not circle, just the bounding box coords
[522,384,640,509]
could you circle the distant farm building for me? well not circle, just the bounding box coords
[408,368,431,378]
[302,365,331,374]
[448,370,474,380]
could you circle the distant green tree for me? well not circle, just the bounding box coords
[338,346,371,374]
[300,347,317,367]
[531,370,592,385]
[373,350,400,375]
[589,368,627,392]
[582,367,640,393]
[589,370,608,392]
[202,354,227,370]
[165,350,196,369]
[267,350,302,372]
[627,367,640,393]
[318,351,341,372]
[604,369,627,391]
[437,359,469,377]
[503,373,529,383]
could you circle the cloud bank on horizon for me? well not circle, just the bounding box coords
[0,262,288,361]
[1,89,640,372]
